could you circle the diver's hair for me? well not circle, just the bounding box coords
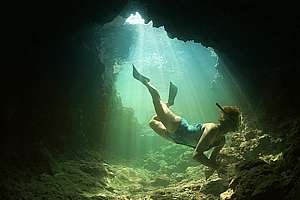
[219,106,241,131]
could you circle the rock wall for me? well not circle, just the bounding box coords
[1,0,129,165]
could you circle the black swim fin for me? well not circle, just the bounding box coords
[168,81,178,106]
[132,64,150,83]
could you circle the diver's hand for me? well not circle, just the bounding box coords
[204,161,219,179]
[205,163,226,179]
[204,167,216,179]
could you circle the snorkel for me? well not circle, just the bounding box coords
[216,102,240,131]
[216,103,226,114]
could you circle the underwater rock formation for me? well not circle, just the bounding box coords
[2,117,298,199]
[1,0,300,199]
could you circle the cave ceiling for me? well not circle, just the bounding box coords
[2,0,300,114]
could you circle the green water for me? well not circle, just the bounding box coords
[98,13,240,159]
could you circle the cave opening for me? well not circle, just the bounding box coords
[81,12,251,196]
[98,12,242,162]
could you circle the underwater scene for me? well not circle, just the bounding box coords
[1,12,298,200]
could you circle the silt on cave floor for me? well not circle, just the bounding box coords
[1,117,299,200]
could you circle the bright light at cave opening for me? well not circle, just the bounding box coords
[125,12,145,24]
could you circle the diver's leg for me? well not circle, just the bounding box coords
[148,116,168,137]
[133,65,181,132]
[146,82,181,132]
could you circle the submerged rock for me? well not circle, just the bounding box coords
[150,175,170,187]
[3,118,299,200]
[220,188,234,200]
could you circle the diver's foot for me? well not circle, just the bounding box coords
[132,64,150,84]
[168,81,178,106]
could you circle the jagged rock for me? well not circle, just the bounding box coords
[200,179,227,196]
[171,172,185,181]
[220,188,235,200]
[150,175,170,186]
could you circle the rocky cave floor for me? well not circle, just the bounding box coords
[1,118,300,200]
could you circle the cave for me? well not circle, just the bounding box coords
[1,0,300,199]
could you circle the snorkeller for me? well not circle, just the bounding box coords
[132,64,241,177]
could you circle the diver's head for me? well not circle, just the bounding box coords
[217,105,241,132]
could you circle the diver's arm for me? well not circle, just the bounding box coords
[192,125,219,168]
[210,136,225,162]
